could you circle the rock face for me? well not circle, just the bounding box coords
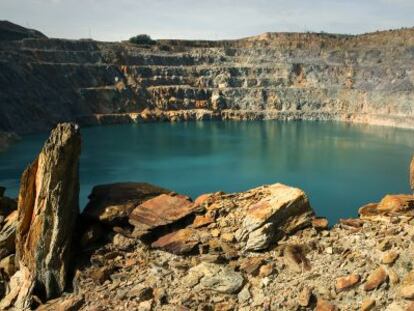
[0,22,414,139]
[11,123,81,308]
[83,182,169,226]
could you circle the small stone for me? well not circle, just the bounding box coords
[400,285,414,299]
[364,266,388,291]
[238,286,251,303]
[192,214,214,228]
[408,302,414,311]
[259,264,274,278]
[316,298,336,311]
[298,287,313,307]
[361,298,376,311]
[378,239,392,251]
[335,273,360,292]
[382,251,399,265]
[211,229,221,238]
[387,268,400,285]
[221,232,235,243]
[325,247,333,254]
[151,228,199,255]
[312,217,329,230]
[240,257,265,276]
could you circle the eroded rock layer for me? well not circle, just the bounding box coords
[0,22,414,137]
[5,123,81,309]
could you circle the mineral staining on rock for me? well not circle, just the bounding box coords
[3,123,81,308]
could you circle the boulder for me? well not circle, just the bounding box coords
[359,195,414,221]
[6,123,80,309]
[129,194,197,237]
[83,182,169,226]
[185,262,244,294]
[237,184,313,251]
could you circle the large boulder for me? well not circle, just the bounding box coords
[5,123,81,309]
[236,183,314,251]
[82,182,169,226]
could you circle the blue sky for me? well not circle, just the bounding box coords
[1,0,414,41]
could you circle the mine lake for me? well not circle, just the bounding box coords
[0,120,412,223]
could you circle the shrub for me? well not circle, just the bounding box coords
[129,34,155,45]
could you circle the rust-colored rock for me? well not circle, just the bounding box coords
[239,257,265,276]
[7,123,81,308]
[312,217,329,230]
[316,298,336,311]
[129,194,196,236]
[335,273,360,292]
[238,183,314,251]
[192,214,214,228]
[364,266,388,291]
[361,298,376,311]
[83,182,169,225]
[151,228,200,254]
[359,195,414,221]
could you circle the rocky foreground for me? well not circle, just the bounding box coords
[0,124,413,310]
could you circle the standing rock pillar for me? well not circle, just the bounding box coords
[6,123,81,309]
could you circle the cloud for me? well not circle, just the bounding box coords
[1,0,413,40]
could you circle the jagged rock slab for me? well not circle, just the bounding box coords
[83,182,170,226]
[7,123,81,308]
[129,194,197,237]
[236,183,313,250]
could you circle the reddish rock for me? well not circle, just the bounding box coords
[316,298,336,311]
[83,182,169,225]
[240,257,265,276]
[364,266,388,291]
[335,273,360,292]
[361,298,376,311]
[359,195,414,221]
[194,193,213,206]
[192,214,214,228]
[339,218,364,228]
[312,217,329,230]
[151,228,200,255]
[129,194,196,235]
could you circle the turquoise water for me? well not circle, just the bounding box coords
[0,121,413,223]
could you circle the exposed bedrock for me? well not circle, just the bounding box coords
[0,22,414,137]
[1,123,81,309]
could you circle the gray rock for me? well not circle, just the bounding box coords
[185,262,244,294]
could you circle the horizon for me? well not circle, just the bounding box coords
[1,0,414,41]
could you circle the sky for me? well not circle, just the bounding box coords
[1,0,414,41]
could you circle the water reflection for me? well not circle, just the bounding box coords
[0,120,412,223]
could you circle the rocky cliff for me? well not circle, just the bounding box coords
[0,22,414,138]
